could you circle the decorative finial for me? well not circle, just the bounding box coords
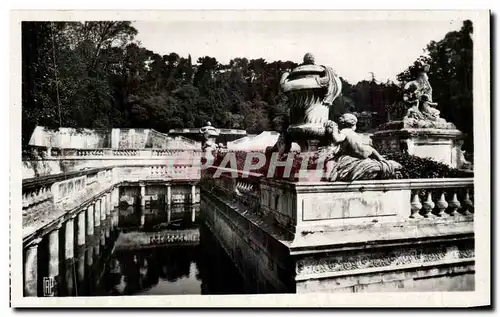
[303,53,315,65]
[206,121,212,126]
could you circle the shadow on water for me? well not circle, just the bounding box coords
[55,203,246,296]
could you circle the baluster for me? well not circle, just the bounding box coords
[434,192,448,217]
[32,191,38,206]
[462,189,474,215]
[410,192,422,218]
[421,191,435,218]
[22,193,28,209]
[447,192,461,216]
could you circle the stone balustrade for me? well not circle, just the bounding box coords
[23,163,200,244]
[22,146,204,179]
[152,149,204,157]
[23,145,204,159]
[203,167,263,211]
[22,184,54,222]
[405,178,474,218]
[51,175,87,204]
[115,164,200,183]
[202,167,474,234]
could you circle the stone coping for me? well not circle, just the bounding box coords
[262,178,474,193]
[23,164,200,189]
[204,166,264,179]
[22,167,110,190]
[372,128,465,138]
[289,217,473,254]
[168,128,247,135]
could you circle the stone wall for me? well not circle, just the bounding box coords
[29,126,110,149]
[28,127,200,150]
[117,128,149,148]
[201,190,295,293]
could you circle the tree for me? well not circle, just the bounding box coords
[22,21,139,144]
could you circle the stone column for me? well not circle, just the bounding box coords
[100,230,106,246]
[166,184,171,206]
[94,201,101,227]
[86,247,93,267]
[110,211,116,230]
[191,184,196,204]
[113,187,119,208]
[87,205,94,236]
[64,260,74,296]
[94,244,100,261]
[48,225,62,280]
[105,226,110,239]
[106,193,111,215]
[24,238,42,296]
[191,205,196,223]
[101,195,106,217]
[140,213,145,228]
[76,248,85,293]
[65,217,75,260]
[100,198,106,221]
[116,187,120,207]
[77,210,86,246]
[167,205,171,223]
[111,188,116,208]
[103,193,108,216]
[140,184,146,207]
[111,128,120,148]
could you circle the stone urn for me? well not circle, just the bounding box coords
[276,53,342,153]
[199,122,220,161]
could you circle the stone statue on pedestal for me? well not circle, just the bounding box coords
[372,61,471,170]
[400,62,456,129]
[199,122,219,160]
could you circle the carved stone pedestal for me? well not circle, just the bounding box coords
[371,128,470,169]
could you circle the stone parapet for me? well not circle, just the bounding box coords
[200,170,475,293]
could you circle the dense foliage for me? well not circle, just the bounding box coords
[22,21,473,153]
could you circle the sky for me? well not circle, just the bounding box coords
[133,19,464,84]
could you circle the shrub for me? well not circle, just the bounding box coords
[209,150,472,180]
[381,151,473,179]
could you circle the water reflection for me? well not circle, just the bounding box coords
[56,203,246,296]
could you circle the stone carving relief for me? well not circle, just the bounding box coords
[296,243,474,276]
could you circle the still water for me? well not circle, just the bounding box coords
[58,204,246,296]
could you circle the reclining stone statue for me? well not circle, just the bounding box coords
[321,114,402,181]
